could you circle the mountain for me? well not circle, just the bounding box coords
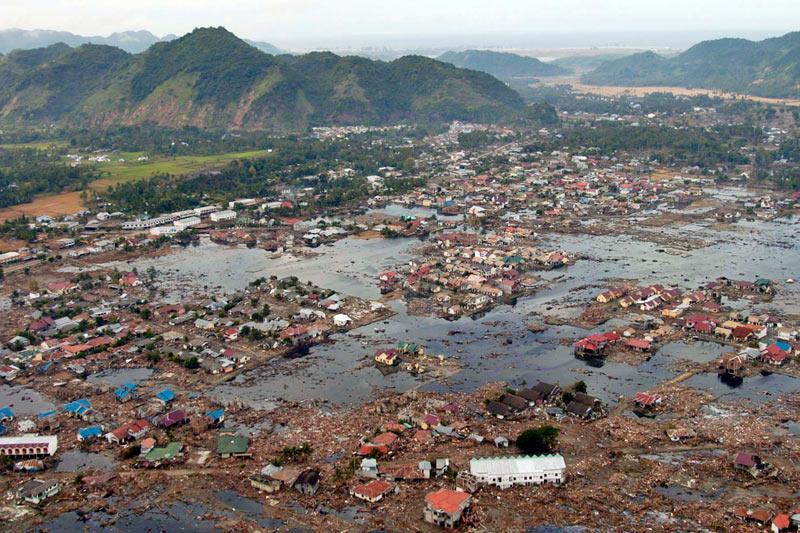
[582,31,800,98]
[0,29,168,54]
[0,27,529,130]
[0,28,283,55]
[244,39,283,55]
[551,54,632,74]
[438,50,570,79]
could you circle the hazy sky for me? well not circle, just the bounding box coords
[1,0,796,49]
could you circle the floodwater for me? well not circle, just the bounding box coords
[0,383,56,417]
[42,500,219,532]
[215,490,284,529]
[116,216,798,408]
[55,450,117,472]
[373,203,464,222]
[86,367,154,387]
[121,235,417,301]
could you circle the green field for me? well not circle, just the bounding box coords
[0,140,70,150]
[90,149,272,190]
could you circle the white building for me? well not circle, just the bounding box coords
[173,216,201,230]
[210,210,237,222]
[149,225,180,236]
[469,454,565,489]
[0,435,59,458]
[333,314,352,327]
[194,205,221,216]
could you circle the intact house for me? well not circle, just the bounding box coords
[423,488,471,528]
[105,420,150,445]
[16,478,60,505]
[217,434,251,458]
[469,454,566,489]
[350,479,397,503]
[157,409,189,429]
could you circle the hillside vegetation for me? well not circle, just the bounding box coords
[582,32,800,98]
[438,49,569,79]
[0,28,529,131]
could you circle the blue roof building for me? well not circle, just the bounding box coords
[78,425,104,441]
[64,398,92,418]
[205,408,225,425]
[0,406,14,421]
[155,388,175,404]
[115,382,138,402]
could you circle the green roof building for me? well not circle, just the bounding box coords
[217,434,250,458]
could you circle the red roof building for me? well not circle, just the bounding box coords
[424,489,471,528]
[624,338,652,351]
[350,479,395,503]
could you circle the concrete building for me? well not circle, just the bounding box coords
[173,216,201,231]
[210,210,237,222]
[423,488,471,528]
[0,435,58,458]
[469,454,566,489]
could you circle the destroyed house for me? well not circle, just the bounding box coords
[294,469,321,495]
[380,462,430,481]
[517,388,544,405]
[633,392,662,409]
[500,393,528,412]
[566,400,594,419]
[532,382,560,401]
[155,388,175,404]
[735,452,766,477]
[486,400,512,419]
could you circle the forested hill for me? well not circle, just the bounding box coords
[0,27,530,131]
[582,31,800,98]
[438,49,569,79]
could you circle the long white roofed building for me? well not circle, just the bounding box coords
[469,454,565,489]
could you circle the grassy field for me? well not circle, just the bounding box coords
[0,149,273,221]
[0,140,70,150]
[89,149,272,190]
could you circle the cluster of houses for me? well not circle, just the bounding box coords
[380,230,573,318]
[0,380,234,504]
[589,278,797,370]
[485,382,604,422]
[0,270,386,385]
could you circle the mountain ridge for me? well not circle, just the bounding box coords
[0,27,531,131]
[438,49,570,79]
[0,27,283,55]
[582,31,800,98]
